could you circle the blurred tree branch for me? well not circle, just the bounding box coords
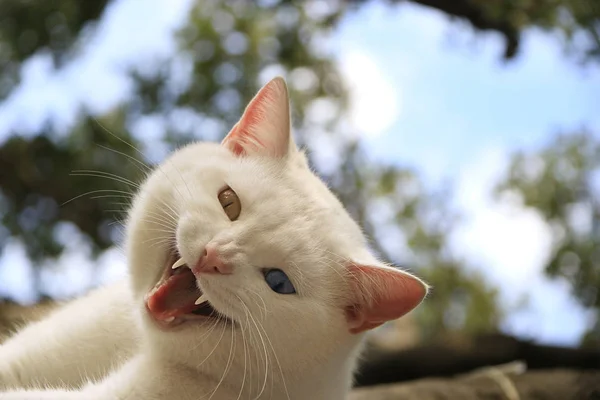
[346,0,600,62]
[355,332,600,387]
[0,0,109,98]
[350,369,600,400]
[350,0,520,58]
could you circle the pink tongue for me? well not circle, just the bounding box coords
[147,268,201,319]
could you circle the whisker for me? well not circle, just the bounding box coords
[94,143,152,175]
[70,170,140,189]
[142,236,175,247]
[61,189,135,207]
[206,311,236,400]
[144,209,179,227]
[170,161,193,200]
[242,295,291,400]
[193,317,228,364]
[93,119,150,165]
[244,288,268,319]
[93,118,187,207]
[146,199,180,224]
[138,217,177,230]
[141,227,177,235]
[89,194,135,200]
[236,303,249,400]
[238,296,270,399]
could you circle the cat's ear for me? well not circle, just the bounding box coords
[222,77,295,158]
[345,264,428,334]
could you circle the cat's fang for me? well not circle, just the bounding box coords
[171,258,186,270]
[194,294,207,305]
[164,316,175,322]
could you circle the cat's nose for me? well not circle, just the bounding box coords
[193,245,233,275]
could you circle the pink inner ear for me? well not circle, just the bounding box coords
[346,264,427,334]
[221,77,291,158]
[223,123,244,156]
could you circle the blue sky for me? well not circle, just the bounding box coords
[1,0,599,345]
[333,2,600,179]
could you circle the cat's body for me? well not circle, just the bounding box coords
[1,354,218,400]
[0,281,137,390]
[0,350,356,400]
[0,77,427,399]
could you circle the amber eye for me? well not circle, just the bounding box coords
[218,186,241,221]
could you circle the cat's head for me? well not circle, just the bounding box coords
[126,77,427,390]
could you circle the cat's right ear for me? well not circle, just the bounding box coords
[345,264,428,334]
[222,77,296,158]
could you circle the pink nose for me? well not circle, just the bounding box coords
[193,246,232,275]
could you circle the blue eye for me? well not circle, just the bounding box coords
[264,269,296,295]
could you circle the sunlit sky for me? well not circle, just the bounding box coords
[1,0,599,345]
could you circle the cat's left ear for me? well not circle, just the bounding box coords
[345,264,428,334]
[222,77,296,158]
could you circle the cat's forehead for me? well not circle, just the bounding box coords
[162,142,341,209]
[156,142,366,241]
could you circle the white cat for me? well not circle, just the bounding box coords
[0,77,427,399]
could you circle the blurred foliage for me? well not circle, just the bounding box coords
[349,0,600,60]
[497,131,600,346]
[330,145,503,336]
[0,0,597,341]
[0,0,109,98]
[0,113,143,260]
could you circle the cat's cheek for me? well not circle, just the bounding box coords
[175,221,211,266]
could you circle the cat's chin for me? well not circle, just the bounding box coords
[143,249,233,330]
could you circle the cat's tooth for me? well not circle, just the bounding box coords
[172,258,186,270]
[164,317,175,322]
[194,294,207,305]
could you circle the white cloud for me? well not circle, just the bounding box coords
[338,49,400,137]
[0,240,38,304]
[452,147,552,287]
[96,247,127,285]
[0,228,127,303]
[451,146,590,345]
[40,251,95,300]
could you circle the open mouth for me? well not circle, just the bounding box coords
[145,250,227,327]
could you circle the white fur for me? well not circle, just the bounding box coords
[0,281,138,390]
[0,77,426,399]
